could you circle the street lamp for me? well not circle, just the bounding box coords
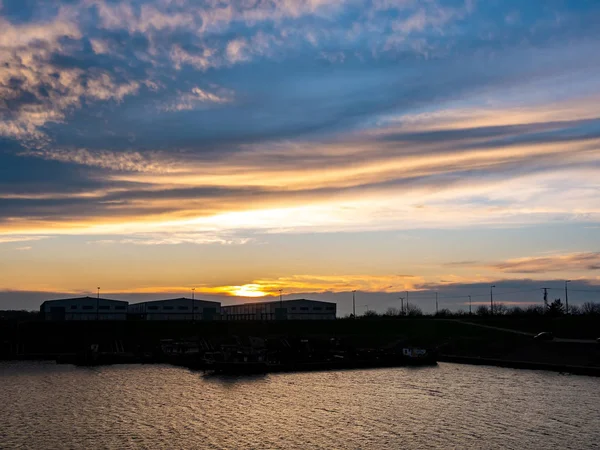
[490,285,496,315]
[565,280,571,315]
[191,288,195,321]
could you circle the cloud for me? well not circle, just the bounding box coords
[15,246,32,251]
[20,148,178,173]
[491,252,600,274]
[0,235,48,244]
[0,0,599,248]
[161,86,234,112]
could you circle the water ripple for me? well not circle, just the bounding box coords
[1,362,599,449]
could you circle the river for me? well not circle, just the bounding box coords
[1,362,598,449]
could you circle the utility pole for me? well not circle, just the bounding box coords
[469,295,472,315]
[96,287,100,321]
[352,290,356,318]
[542,288,549,310]
[435,292,438,315]
[406,291,409,313]
[399,297,404,315]
[565,280,571,314]
[279,289,283,308]
[490,285,496,315]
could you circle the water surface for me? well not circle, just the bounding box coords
[1,362,598,449]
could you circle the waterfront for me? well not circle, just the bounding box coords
[1,362,599,449]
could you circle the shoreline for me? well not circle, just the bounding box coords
[438,354,600,377]
[3,354,600,377]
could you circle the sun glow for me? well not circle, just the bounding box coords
[228,284,268,297]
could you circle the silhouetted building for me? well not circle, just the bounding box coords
[222,299,336,321]
[40,297,128,321]
[127,298,221,321]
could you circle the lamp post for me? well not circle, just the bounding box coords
[191,288,195,321]
[565,280,571,315]
[352,290,356,318]
[490,285,496,315]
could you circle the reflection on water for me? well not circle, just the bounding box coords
[1,362,599,449]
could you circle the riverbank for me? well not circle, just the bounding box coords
[2,318,599,375]
[439,355,600,377]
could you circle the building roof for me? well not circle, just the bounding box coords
[223,299,336,307]
[129,297,221,306]
[41,296,128,306]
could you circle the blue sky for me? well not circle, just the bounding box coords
[1,0,600,311]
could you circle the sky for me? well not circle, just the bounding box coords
[1,0,600,313]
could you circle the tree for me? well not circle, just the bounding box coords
[384,307,401,317]
[363,310,379,318]
[524,305,545,316]
[476,305,490,316]
[435,308,452,317]
[546,299,565,316]
[509,306,524,316]
[581,302,600,315]
[493,303,509,316]
[568,305,581,315]
[405,304,423,316]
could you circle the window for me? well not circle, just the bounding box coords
[313,307,322,311]
[98,305,110,310]
[147,306,159,311]
[326,307,335,311]
[178,306,188,311]
[115,306,126,310]
[163,306,174,310]
[300,307,309,311]
[70,305,77,310]
[82,305,94,310]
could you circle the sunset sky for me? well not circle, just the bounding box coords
[1,0,600,313]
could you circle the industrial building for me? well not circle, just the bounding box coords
[39,297,337,321]
[127,298,221,321]
[40,297,128,321]
[221,299,336,321]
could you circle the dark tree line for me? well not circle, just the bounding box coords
[348,300,600,318]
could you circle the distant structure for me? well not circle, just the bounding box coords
[127,298,220,321]
[221,299,336,321]
[39,297,337,321]
[40,297,128,321]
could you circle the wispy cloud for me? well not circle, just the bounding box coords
[0,236,48,244]
[491,252,600,274]
[161,86,234,112]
